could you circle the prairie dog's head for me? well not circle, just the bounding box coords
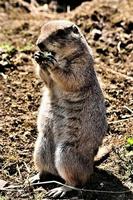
[35,20,95,91]
[36,20,93,66]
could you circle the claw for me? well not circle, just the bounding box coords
[34,51,45,65]
[34,51,57,67]
[47,54,57,62]
[46,186,71,198]
[45,56,55,65]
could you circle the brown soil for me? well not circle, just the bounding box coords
[0,0,133,199]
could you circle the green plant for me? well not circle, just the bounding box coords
[19,43,34,52]
[0,196,6,200]
[127,138,133,146]
[0,43,16,54]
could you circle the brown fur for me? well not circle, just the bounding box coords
[34,20,107,187]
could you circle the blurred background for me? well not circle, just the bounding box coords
[0,0,133,199]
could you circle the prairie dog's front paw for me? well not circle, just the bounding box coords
[34,51,57,70]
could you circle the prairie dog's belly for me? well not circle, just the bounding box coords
[52,99,84,145]
[38,88,106,150]
[38,95,83,143]
[37,87,53,134]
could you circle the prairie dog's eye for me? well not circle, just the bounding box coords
[56,29,65,37]
[72,25,79,34]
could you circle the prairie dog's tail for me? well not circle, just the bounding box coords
[94,145,112,166]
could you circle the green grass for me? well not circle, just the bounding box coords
[127,138,133,146]
[0,43,16,54]
[19,43,34,52]
[0,42,34,54]
[0,196,6,200]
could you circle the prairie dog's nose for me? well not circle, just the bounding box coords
[36,40,47,51]
[37,42,44,50]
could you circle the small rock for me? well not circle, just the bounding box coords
[91,29,102,40]
[0,179,8,189]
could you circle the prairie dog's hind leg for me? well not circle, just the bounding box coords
[33,133,58,179]
[31,135,64,185]
[46,144,93,198]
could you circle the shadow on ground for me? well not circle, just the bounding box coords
[42,168,133,200]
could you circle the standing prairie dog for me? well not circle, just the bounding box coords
[33,20,107,198]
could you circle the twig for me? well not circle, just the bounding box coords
[0,72,8,82]
[0,180,132,194]
[100,66,133,81]
[124,105,133,114]
[0,184,22,192]
[16,164,22,179]
[19,0,48,13]
[19,0,38,12]
[108,117,133,124]
[32,181,132,194]
[0,188,23,192]
[23,161,30,173]
[117,41,121,53]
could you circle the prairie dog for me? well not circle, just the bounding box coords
[33,20,107,197]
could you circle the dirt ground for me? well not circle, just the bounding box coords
[0,0,133,199]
